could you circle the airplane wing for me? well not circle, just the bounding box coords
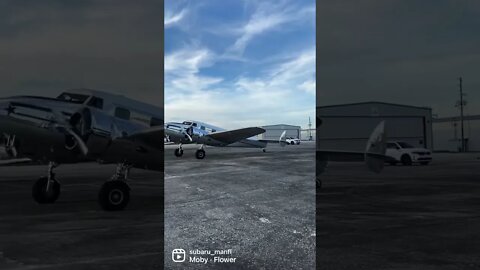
[0,158,32,166]
[317,121,387,174]
[126,126,163,149]
[206,127,265,145]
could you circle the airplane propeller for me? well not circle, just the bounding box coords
[50,107,89,156]
[182,127,193,142]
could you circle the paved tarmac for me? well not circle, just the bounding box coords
[0,142,316,270]
[164,142,316,269]
[0,163,163,270]
[318,153,480,270]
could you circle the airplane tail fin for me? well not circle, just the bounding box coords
[364,121,387,173]
[279,130,287,147]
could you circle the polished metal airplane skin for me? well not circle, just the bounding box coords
[0,89,163,210]
[164,120,287,159]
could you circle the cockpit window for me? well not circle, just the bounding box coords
[87,96,104,109]
[57,92,89,104]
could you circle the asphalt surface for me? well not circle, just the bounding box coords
[318,153,480,270]
[0,163,163,270]
[164,142,316,269]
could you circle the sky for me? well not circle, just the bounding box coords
[318,0,480,118]
[0,0,163,107]
[164,0,316,129]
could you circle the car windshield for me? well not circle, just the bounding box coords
[398,142,414,148]
[57,92,89,104]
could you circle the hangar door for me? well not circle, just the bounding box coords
[318,116,427,151]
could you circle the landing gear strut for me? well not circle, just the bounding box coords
[195,145,206,159]
[98,163,131,211]
[32,162,61,204]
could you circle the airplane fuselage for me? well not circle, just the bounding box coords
[0,89,164,171]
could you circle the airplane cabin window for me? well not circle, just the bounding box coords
[115,107,130,120]
[87,96,104,109]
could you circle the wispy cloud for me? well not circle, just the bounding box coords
[165,8,187,28]
[165,47,315,129]
[226,2,314,57]
[165,1,315,129]
[165,46,223,97]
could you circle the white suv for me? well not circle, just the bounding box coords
[286,137,300,145]
[385,141,432,166]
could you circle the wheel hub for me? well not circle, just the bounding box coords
[109,189,124,205]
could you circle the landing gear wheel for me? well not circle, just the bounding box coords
[195,149,206,159]
[32,176,60,204]
[174,148,183,157]
[401,155,412,166]
[316,177,322,190]
[98,181,130,211]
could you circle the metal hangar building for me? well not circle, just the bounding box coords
[317,102,433,151]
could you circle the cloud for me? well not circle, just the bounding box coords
[226,1,314,57]
[165,8,187,28]
[165,47,223,95]
[165,47,315,129]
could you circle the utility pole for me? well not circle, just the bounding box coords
[309,116,313,141]
[458,77,465,152]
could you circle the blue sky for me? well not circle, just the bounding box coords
[165,0,315,129]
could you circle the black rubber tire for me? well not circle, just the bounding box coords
[174,148,183,157]
[420,161,430,166]
[32,176,60,204]
[401,154,413,166]
[98,181,130,211]
[195,149,206,159]
[316,177,322,190]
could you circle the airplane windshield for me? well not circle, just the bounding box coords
[57,92,90,104]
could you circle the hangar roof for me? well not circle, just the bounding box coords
[317,101,432,117]
[318,101,431,111]
[261,124,301,129]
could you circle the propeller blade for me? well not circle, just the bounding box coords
[66,128,89,156]
[182,130,193,142]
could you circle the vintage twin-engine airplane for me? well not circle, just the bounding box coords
[0,89,163,211]
[164,120,287,159]
[316,119,387,188]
